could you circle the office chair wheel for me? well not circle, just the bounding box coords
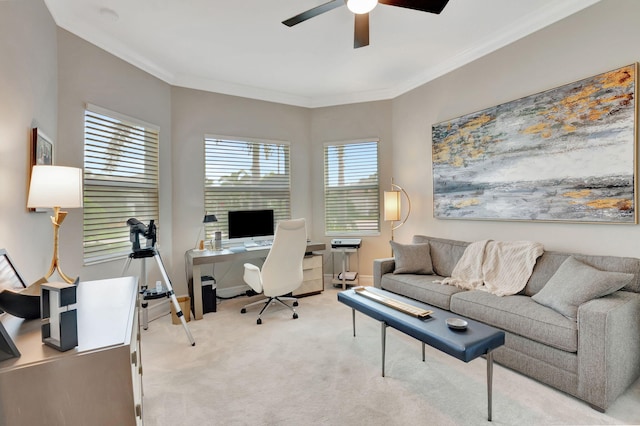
[293,301,299,307]
[241,308,247,314]
[257,318,262,325]
[293,312,298,319]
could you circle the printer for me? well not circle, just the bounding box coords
[331,238,362,249]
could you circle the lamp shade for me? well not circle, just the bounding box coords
[384,190,401,222]
[28,165,83,209]
[203,214,218,223]
[347,0,377,14]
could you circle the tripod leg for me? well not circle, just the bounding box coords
[154,253,196,346]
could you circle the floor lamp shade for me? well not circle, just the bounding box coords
[384,191,401,222]
[384,179,411,244]
[28,166,83,209]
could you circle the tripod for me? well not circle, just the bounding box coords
[122,248,195,346]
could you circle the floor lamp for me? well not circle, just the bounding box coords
[384,178,411,242]
[27,165,83,284]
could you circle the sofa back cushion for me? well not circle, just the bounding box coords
[410,236,640,295]
[389,240,433,274]
[525,251,640,296]
[412,235,468,277]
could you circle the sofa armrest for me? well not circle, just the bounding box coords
[577,290,640,410]
[373,258,395,288]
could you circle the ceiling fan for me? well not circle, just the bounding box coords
[282,0,450,49]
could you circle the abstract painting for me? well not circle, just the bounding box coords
[432,64,637,223]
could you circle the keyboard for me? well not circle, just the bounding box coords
[244,240,273,249]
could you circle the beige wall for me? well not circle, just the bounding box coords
[391,0,640,258]
[2,0,640,296]
[56,28,173,285]
[170,87,313,292]
[310,101,393,279]
[0,0,58,284]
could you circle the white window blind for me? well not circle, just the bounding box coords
[204,136,291,239]
[83,104,160,265]
[324,140,380,235]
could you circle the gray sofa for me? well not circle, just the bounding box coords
[373,235,640,411]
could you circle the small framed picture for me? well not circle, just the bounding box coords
[29,128,54,212]
[32,127,54,166]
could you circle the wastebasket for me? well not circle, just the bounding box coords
[171,295,191,324]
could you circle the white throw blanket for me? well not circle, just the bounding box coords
[440,240,544,296]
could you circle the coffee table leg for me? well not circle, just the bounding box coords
[381,322,387,377]
[352,308,356,337]
[422,342,425,362]
[487,349,494,421]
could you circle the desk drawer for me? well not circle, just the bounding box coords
[303,255,322,270]
[294,255,323,296]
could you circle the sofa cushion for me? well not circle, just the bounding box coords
[531,256,634,320]
[380,274,466,310]
[412,235,468,277]
[451,291,578,352]
[389,241,433,274]
[525,251,640,296]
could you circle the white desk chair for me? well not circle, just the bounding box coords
[240,218,307,324]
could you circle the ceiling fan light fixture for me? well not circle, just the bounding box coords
[346,0,377,14]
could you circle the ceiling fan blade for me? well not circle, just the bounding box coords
[354,13,370,48]
[282,0,344,27]
[378,0,450,14]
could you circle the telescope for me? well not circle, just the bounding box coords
[127,218,157,253]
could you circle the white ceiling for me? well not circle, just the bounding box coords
[45,0,601,108]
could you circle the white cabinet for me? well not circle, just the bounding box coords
[0,277,142,426]
[293,254,323,296]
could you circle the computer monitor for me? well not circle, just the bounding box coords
[228,209,275,240]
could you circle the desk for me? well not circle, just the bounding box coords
[187,242,326,320]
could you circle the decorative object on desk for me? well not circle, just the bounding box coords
[29,127,54,212]
[41,282,78,352]
[384,178,411,242]
[432,63,637,223]
[214,231,222,251]
[446,318,468,330]
[27,165,83,284]
[194,213,218,250]
[0,321,20,362]
[0,248,42,319]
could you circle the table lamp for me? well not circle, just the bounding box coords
[195,214,218,250]
[27,165,83,284]
[384,178,411,242]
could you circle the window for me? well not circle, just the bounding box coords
[204,136,291,239]
[324,140,380,235]
[83,104,160,265]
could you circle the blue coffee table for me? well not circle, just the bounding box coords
[338,287,505,421]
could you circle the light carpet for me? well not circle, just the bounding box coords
[141,286,640,426]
